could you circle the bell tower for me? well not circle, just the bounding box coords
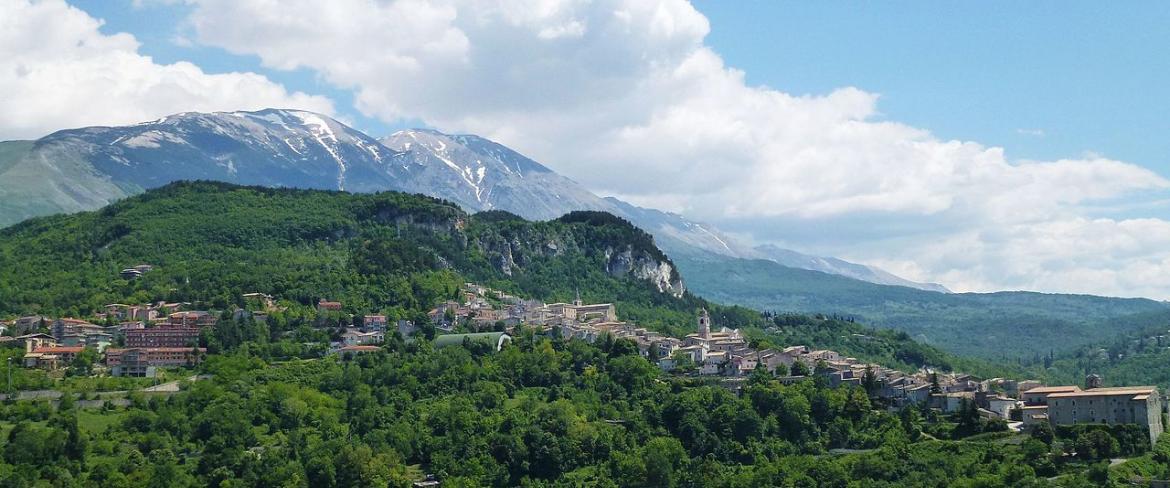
[698,309,711,340]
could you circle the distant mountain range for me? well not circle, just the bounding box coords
[0,108,943,292]
[2,108,1165,358]
[674,248,1170,358]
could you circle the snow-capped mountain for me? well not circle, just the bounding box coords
[382,129,611,219]
[0,108,946,292]
[37,108,406,193]
[383,128,949,293]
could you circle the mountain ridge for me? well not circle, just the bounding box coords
[0,109,944,292]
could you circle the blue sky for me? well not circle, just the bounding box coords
[75,0,1170,175]
[699,1,1170,177]
[10,0,1170,297]
[72,0,409,135]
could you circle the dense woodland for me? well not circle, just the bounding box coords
[674,248,1170,360]
[0,182,1168,486]
[2,329,1167,487]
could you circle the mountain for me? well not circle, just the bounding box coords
[0,110,940,292]
[601,197,948,293]
[1,109,1164,359]
[674,248,1170,359]
[382,128,947,292]
[0,181,685,318]
[753,244,950,293]
[0,139,135,223]
[381,129,611,219]
[0,109,412,226]
[35,108,404,191]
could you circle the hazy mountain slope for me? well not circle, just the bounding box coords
[382,129,612,219]
[672,247,1169,358]
[384,128,947,292]
[754,244,950,293]
[604,197,949,293]
[0,140,136,223]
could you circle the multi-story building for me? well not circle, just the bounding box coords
[1022,385,1082,406]
[125,326,202,348]
[167,311,217,328]
[363,315,388,331]
[23,345,84,369]
[106,347,205,377]
[341,329,384,346]
[51,318,105,340]
[12,316,47,334]
[1046,386,1164,443]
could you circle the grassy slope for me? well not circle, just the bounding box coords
[0,140,136,228]
[673,248,1169,359]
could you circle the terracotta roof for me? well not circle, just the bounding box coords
[32,346,84,354]
[1047,387,1157,399]
[339,345,380,351]
[105,347,206,354]
[1022,385,1081,394]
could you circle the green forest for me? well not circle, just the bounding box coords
[0,182,1167,486]
[673,248,1170,359]
[4,331,1168,487]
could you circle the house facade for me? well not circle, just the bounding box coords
[1046,387,1164,443]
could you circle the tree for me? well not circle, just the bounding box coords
[647,342,661,362]
[69,346,100,376]
[641,437,687,487]
[771,361,789,377]
[1030,422,1055,445]
[747,364,773,388]
[954,398,981,438]
[790,360,811,377]
[670,351,696,374]
[862,365,878,395]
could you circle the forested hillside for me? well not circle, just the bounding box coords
[0,182,1156,486]
[0,181,687,322]
[0,331,1128,488]
[1038,310,1170,390]
[0,182,979,372]
[675,248,1169,359]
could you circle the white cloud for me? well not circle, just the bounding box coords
[173,0,1170,297]
[863,216,1170,299]
[0,0,334,140]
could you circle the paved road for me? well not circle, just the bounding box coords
[142,375,201,393]
[0,374,208,401]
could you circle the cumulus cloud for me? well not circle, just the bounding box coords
[178,0,1170,296]
[0,0,334,140]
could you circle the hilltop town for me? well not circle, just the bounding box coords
[3,281,1162,445]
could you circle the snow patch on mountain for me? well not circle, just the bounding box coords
[289,111,346,190]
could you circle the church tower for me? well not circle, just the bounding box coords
[698,308,711,340]
[573,288,583,307]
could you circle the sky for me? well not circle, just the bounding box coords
[4,0,1170,299]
